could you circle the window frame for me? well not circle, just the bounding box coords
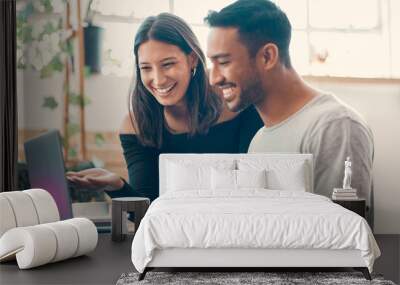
[92,0,400,80]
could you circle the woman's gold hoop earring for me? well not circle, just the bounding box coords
[191,67,197,78]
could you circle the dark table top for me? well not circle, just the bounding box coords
[0,234,134,285]
[1,234,398,284]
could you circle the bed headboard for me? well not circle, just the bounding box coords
[159,153,314,195]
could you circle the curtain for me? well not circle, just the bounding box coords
[0,0,17,192]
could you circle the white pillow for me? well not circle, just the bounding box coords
[238,159,306,191]
[166,160,235,192]
[267,166,306,191]
[237,169,267,189]
[211,168,267,190]
[211,168,236,190]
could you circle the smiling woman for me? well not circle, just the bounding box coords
[67,13,263,201]
[132,13,222,148]
[137,41,193,108]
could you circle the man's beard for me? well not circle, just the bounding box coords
[230,77,264,112]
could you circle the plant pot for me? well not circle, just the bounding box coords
[84,25,104,74]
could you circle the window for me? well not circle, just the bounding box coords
[92,0,400,79]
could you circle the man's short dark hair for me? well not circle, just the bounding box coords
[205,0,292,67]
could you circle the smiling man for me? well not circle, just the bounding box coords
[205,0,375,226]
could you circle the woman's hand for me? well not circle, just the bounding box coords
[66,168,124,191]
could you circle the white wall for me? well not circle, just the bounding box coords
[19,73,130,132]
[19,72,400,234]
[84,75,131,132]
[20,70,64,130]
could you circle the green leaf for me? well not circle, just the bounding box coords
[69,92,91,107]
[60,40,74,57]
[17,2,33,23]
[84,66,92,78]
[68,92,81,106]
[67,123,80,137]
[17,56,27,69]
[18,25,33,43]
[42,21,57,37]
[40,55,64,78]
[42,96,58,110]
[16,19,24,31]
[94,133,105,147]
[40,62,54,78]
[41,0,53,13]
[51,55,64,72]
[17,63,26,69]
[82,96,91,106]
[68,147,78,159]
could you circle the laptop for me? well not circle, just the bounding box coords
[24,130,111,232]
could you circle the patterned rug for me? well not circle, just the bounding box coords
[116,271,396,285]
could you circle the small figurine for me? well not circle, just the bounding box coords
[343,157,352,189]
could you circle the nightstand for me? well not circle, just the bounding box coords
[332,198,366,218]
[111,197,150,242]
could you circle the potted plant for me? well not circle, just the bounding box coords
[84,0,104,74]
[16,0,106,162]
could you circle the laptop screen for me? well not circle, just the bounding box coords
[24,130,73,220]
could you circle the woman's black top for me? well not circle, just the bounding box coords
[105,106,263,201]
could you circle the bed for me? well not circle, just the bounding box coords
[131,154,380,280]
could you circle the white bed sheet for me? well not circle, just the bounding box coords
[131,190,380,273]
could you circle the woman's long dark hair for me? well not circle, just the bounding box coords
[131,13,222,148]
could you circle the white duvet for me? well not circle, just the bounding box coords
[131,190,380,273]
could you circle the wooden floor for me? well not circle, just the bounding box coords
[0,235,134,285]
[0,234,398,285]
[374,234,400,284]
